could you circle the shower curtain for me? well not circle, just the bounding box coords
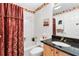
[0,3,24,56]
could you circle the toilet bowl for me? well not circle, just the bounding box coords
[30,47,44,56]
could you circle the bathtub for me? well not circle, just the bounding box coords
[24,41,43,56]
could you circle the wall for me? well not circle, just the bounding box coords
[54,9,79,39]
[24,9,35,50]
[34,4,53,40]
[24,4,54,52]
[24,4,54,55]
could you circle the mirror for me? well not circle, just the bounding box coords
[53,3,79,39]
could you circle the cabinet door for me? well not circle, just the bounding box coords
[43,44,70,56]
[43,44,53,56]
[55,49,70,56]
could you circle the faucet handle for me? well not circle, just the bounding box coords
[64,40,66,42]
[64,39,67,42]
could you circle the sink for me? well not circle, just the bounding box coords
[52,41,71,47]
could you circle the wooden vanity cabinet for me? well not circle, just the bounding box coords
[43,44,70,56]
[43,44,53,56]
[54,49,70,56]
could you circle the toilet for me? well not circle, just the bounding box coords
[30,47,44,56]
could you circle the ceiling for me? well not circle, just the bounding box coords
[15,3,79,14]
[53,3,79,14]
[15,3,43,11]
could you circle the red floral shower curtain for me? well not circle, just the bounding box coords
[0,3,24,56]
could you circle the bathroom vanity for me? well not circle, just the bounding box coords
[41,35,79,56]
[43,44,70,56]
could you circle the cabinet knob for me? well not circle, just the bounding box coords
[56,51,58,54]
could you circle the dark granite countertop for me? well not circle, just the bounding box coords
[41,35,79,56]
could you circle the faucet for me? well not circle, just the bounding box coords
[60,37,67,42]
[60,37,64,41]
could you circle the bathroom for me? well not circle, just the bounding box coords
[1,3,79,56]
[22,3,79,56]
[23,3,79,56]
[17,3,79,56]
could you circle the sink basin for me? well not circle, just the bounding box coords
[52,41,71,47]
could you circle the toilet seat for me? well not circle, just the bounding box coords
[30,47,43,55]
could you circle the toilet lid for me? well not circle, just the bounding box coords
[30,47,43,54]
